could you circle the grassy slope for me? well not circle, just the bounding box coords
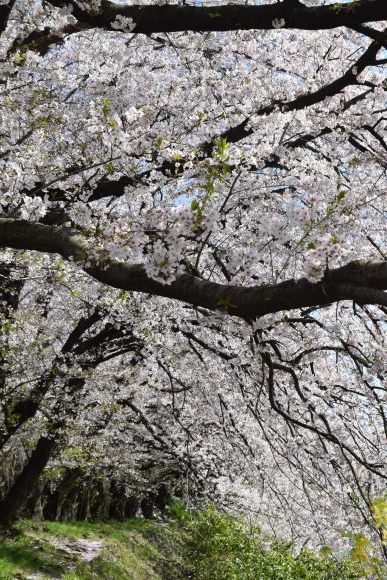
[0,519,189,579]
[0,508,380,579]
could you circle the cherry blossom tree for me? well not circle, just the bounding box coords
[1,0,387,556]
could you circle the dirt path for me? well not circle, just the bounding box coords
[25,537,104,579]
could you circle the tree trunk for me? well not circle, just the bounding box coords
[154,484,169,514]
[95,477,110,521]
[109,480,126,521]
[43,468,81,521]
[25,479,45,520]
[60,486,79,521]
[141,497,154,519]
[0,436,56,527]
[125,496,139,519]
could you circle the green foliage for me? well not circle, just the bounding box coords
[168,500,197,522]
[101,98,111,116]
[108,119,119,130]
[1,509,385,579]
[343,530,386,578]
[177,506,360,580]
[189,137,233,233]
[326,190,347,218]
[216,298,235,312]
[215,136,229,160]
[371,497,387,540]
[338,496,387,577]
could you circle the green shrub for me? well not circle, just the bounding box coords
[180,506,360,579]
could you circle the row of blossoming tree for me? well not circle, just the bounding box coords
[0,0,387,559]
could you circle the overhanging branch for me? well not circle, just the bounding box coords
[9,0,387,54]
[1,217,387,319]
[45,0,387,34]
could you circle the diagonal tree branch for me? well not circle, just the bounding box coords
[351,23,387,49]
[204,35,383,155]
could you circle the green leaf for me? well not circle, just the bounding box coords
[101,98,111,115]
[337,190,346,202]
[108,119,119,130]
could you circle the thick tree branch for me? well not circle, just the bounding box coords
[351,23,387,49]
[44,0,387,34]
[10,0,387,55]
[1,218,387,319]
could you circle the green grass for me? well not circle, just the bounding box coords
[0,507,383,579]
[0,530,65,579]
[0,518,189,579]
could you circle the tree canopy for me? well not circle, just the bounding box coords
[1,0,387,558]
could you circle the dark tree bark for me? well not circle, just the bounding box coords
[60,486,80,521]
[8,1,386,56]
[0,262,26,446]
[76,479,91,521]
[25,480,45,521]
[0,0,16,35]
[109,480,126,521]
[154,484,169,514]
[41,0,387,34]
[0,436,57,528]
[94,477,110,521]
